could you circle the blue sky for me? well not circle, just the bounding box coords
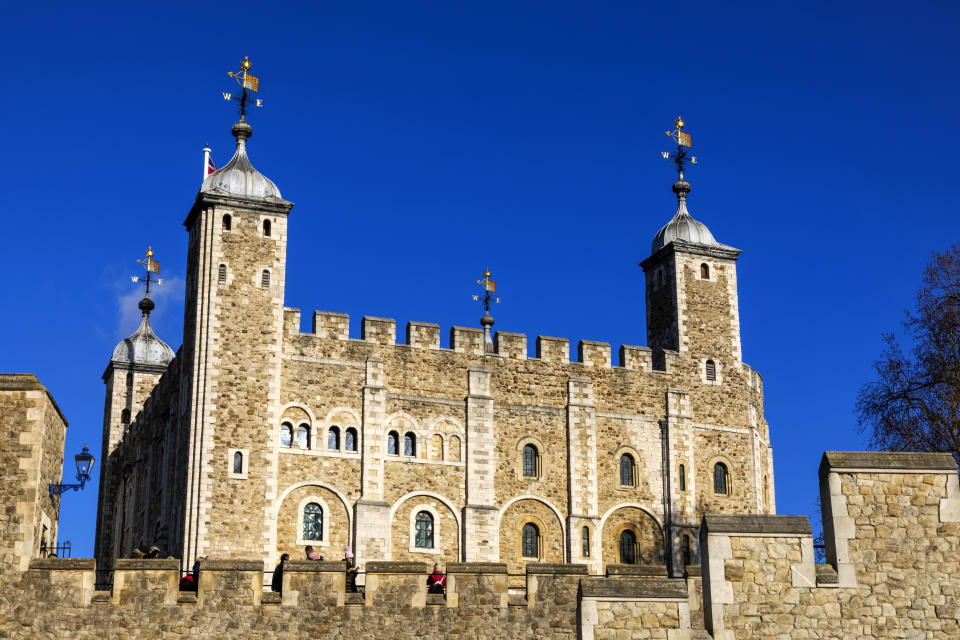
[3,2,958,556]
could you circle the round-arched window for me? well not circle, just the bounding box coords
[404,432,416,457]
[414,511,434,548]
[521,523,540,558]
[714,462,729,494]
[302,502,323,541]
[619,530,637,564]
[232,451,243,474]
[328,426,340,451]
[522,444,539,477]
[387,431,399,455]
[296,424,310,449]
[620,454,636,487]
[345,427,358,452]
[280,423,293,447]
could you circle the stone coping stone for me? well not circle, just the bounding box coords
[580,577,688,600]
[684,565,702,577]
[114,558,179,571]
[605,564,668,577]
[362,315,395,323]
[366,561,430,574]
[820,451,958,476]
[261,592,282,604]
[452,325,483,333]
[200,559,264,572]
[579,339,611,347]
[283,561,346,572]
[314,310,349,318]
[29,558,96,571]
[702,514,811,536]
[407,321,440,328]
[446,562,508,575]
[0,373,44,390]
[525,563,588,575]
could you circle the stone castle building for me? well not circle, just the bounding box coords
[93,112,774,579]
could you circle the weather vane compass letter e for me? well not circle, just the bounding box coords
[662,116,697,180]
[131,246,163,298]
[472,269,501,351]
[222,56,263,118]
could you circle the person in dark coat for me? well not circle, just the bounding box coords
[272,553,289,593]
[344,546,358,593]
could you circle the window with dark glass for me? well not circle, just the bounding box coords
[582,526,590,557]
[280,423,293,447]
[415,511,434,548]
[263,219,271,237]
[222,214,231,231]
[218,264,227,283]
[302,502,323,541]
[619,530,637,564]
[620,454,636,487]
[233,451,243,474]
[404,432,416,457]
[296,424,310,449]
[522,523,539,558]
[522,444,538,477]
[345,427,357,452]
[679,464,686,491]
[682,535,692,566]
[261,270,270,289]
[328,426,340,451]
[700,263,710,279]
[705,359,716,381]
[387,431,399,455]
[714,462,728,494]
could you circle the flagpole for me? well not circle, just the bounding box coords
[203,146,212,182]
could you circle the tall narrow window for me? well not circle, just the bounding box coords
[681,535,692,567]
[387,431,399,455]
[296,424,310,449]
[328,426,340,451]
[121,408,131,425]
[448,435,461,462]
[233,451,243,474]
[714,462,728,494]
[414,511,434,548]
[700,263,710,279]
[218,264,227,283]
[582,526,590,558]
[263,219,271,237]
[522,444,538,477]
[620,454,636,487]
[679,464,686,491]
[404,432,416,457]
[302,503,323,541]
[280,423,293,447]
[619,530,637,564]
[261,270,270,289]
[522,523,539,558]
[705,359,716,381]
[222,214,231,231]
[432,434,444,460]
[345,427,357,452]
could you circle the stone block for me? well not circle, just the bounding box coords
[536,336,569,363]
[494,331,527,359]
[619,344,652,370]
[578,340,611,367]
[361,316,396,345]
[312,310,350,340]
[450,326,484,354]
[406,321,441,349]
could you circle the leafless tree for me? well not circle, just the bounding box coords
[856,244,960,464]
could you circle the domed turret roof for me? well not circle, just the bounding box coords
[200,118,282,200]
[651,179,718,253]
[111,297,175,368]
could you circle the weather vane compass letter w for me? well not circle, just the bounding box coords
[662,116,697,180]
[221,56,263,118]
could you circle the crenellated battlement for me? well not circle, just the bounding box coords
[283,307,692,372]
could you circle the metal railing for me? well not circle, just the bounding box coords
[39,541,71,558]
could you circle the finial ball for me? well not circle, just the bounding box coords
[242,56,251,71]
[146,246,153,257]
[675,116,684,130]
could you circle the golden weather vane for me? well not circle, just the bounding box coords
[472,268,501,312]
[131,246,163,296]
[661,116,697,179]
[221,56,264,117]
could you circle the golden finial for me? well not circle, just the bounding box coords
[675,116,684,130]
[241,56,251,71]
[146,246,153,258]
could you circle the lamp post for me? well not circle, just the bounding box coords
[49,444,96,497]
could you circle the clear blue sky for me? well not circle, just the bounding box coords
[3,2,958,557]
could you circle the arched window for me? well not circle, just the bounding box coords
[296,424,310,449]
[522,444,539,477]
[714,462,728,494]
[700,263,710,279]
[302,502,323,541]
[222,214,231,231]
[261,270,270,289]
[448,435,461,462]
[387,431,399,455]
[619,454,636,487]
[328,426,340,451]
[432,434,444,460]
[521,523,540,558]
[121,408,131,425]
[681,535,692,567]
[679,464,686,491]
[619,530,637,564]
[345,427,358,452]
[582,526,590,557]
[218,264,227,283]
[705,359,717,381]
[280,422,293,447]
[232,451,243,474]
[414,511,434,548]
[263,219,271,237]
[404,432,416,457]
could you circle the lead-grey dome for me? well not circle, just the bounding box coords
[200,118,282,199]
[651,179,718,253]
[111,297,175,367]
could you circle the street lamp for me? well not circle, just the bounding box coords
[49,444,96,497]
